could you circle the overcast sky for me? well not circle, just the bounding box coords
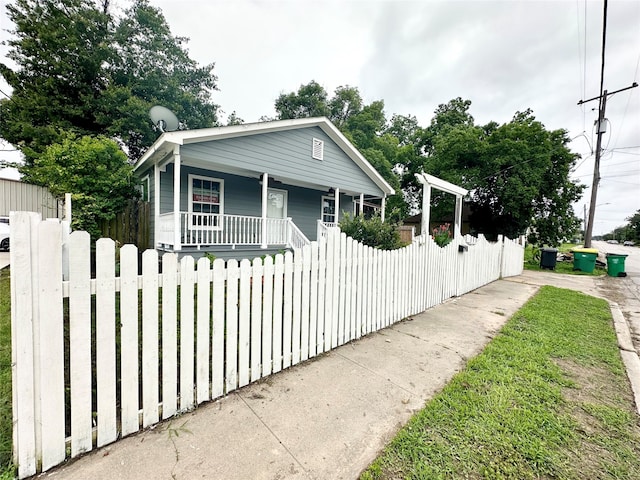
[2,0,639,236]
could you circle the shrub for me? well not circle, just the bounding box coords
[338,213,405,250]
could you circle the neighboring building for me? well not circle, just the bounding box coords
[0,178,62,219]
[134,117,394,260]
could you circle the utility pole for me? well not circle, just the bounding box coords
[578,82,637,248]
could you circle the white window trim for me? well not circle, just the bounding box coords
[138,174,150,202]
[187,173,224,230]
[267,187,288,218]
[312,137,324,160]
[321,195,336,224]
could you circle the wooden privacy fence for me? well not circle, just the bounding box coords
[10,212,524,478]
[99,199,150,249]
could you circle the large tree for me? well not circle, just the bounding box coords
[422,101,584,243]
[0,0,219,167]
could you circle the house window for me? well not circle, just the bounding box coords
[138,175,150,202]
[321,195,335,224]
[312,138,324,160]
[188,174,224,229]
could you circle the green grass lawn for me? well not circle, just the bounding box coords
[0,268,14,479]
[361,286,640,479]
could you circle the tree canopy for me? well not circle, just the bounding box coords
[0,0,219,167]
[272,84,583,245]
[27,133,139,238]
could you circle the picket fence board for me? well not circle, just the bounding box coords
[238,259,251,388]
[225,260,239,392]
[11,213,525,479]
[142,250,159,427]
[309,243,319,357]
[180,256,195,410]
[211,259,226,398]
[338,233,347,345]
[251,258,263,382]
[120,245,139,437]
[272,256,284,373]
[316,238,326,354]
[12,213,37,478]
[197,257,211,404]
[68,231,93,457]
[95,239,116,448]
[162,253,178,419]
[261,256,274,377]
[292,249,302,365]
[38,221,66,468]
[300,245,311,362]
[282,252,294,369]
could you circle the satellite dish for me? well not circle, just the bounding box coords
[149,105,179,132]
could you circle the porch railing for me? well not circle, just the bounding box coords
[157,212,310,249]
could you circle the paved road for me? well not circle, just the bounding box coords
[592,241,640,353]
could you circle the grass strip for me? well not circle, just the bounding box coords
[0,268,14,479]
[361,286,640,479]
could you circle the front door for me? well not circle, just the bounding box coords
[267,188,287,219]
[266,188,288,244]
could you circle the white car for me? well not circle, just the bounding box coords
[0,216,9,251]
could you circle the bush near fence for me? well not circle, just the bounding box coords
[9,212,524,478]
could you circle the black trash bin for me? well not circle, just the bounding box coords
[540,247,558,270]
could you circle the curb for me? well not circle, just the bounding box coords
[610,302,640,415]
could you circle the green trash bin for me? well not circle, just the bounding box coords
[571,248,598,273]
[606,253,628,277]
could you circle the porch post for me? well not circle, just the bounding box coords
[381,195,386,222]
[154,163,160,248]
[173,147,181,251]
[359,193,364,216]
[421,182,431,237]
[334,187,340,223]
[261,173,268,249]
[454,194,463,238]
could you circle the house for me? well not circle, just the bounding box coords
[134,117,395,260]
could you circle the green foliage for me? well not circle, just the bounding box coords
[26,133,139,238]
[0,270,14,476]
[0,0,218,165]
[422,102,584,244]
[339,213,404,250]
[603,209,640,243]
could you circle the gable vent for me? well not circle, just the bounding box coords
[312,138,324,160]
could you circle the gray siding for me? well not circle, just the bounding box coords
[180,126,385,196]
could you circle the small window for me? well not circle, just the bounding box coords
[312,138,324,160]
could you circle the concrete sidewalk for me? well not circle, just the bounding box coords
[40,271,635,480]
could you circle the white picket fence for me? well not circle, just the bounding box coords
[10,212,524,478]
